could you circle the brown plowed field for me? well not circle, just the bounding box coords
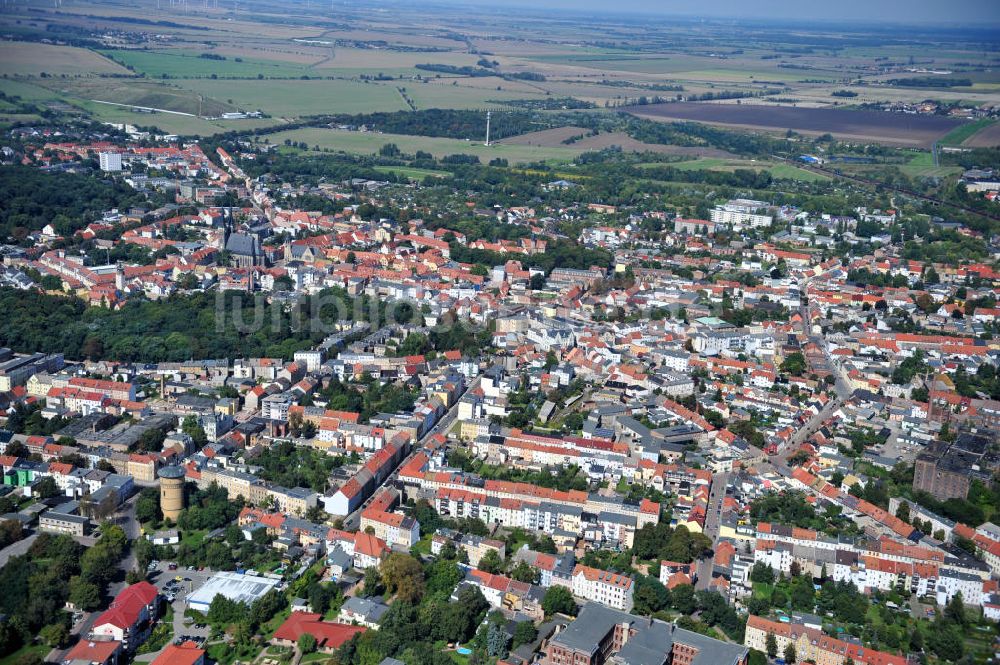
[627,102,963,148]
[963,122,1000,148]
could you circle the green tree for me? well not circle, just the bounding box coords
[541,585,576,617]
[509,561,539,584]
[39,623,69,648]
[511,621,537,648]
[944,591,966,626]
[783,642,797,664]
[380,553,425,604]
[765,632,777,658]
[486,620,509,658]
[297,633,317,654]
[780,352,807,376]
[34,477,58,499]
[671,584,696,615]
[477,548,503,574]
[68,576,101,611]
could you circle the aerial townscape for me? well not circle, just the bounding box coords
[1,1,1000,665]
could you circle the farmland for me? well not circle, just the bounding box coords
[939,119,997,147]
[173,79,410,117]
[0,0,993,155]
[97,49,311,79]
[637,158,831,183]
[961,121,1000,148]
[502,127,737,158]
[0,42,129,77]
[628,102,965,147]
[264,128,585,163]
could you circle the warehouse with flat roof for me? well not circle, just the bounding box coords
[186,571,281,612]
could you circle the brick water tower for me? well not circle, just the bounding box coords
[158,465,186,522]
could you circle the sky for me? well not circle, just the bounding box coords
[432,0,1000,25]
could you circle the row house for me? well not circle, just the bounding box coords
[571,564,634,612]
[90,582,161,652]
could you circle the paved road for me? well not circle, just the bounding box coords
[343,376,481,531]
[696,472,728,590]
[0,532,37,568]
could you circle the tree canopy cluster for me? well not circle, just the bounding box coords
[0,165,152,244]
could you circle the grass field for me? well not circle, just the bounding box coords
[79,99,284,135]
[899,152,963,178]
[98,49,310,79]
[175,78,409,116]
[653,157,831,182]
[266,128,584,163]
[373,165,452,180]
[0,79,64,101]
[0,42,129,77]
[43,78,237,117]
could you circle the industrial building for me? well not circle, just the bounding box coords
[186,571,282,613]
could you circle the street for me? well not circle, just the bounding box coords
[343,375,480,530]
[0,532,37,568]
[696,471,728,590]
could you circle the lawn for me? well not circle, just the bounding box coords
[0,643,49,665]
[260,608,292,639]
[180,529,208,548]
[265,128,584,164]
[97,49,310,79]
[174,78,409,117]
[411,534,434,556]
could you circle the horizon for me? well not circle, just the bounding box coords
[418,0,1000,27]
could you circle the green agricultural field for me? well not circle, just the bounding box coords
[0,41,129,77]
[266,127,584,163]
[939,118,996,146]
[174,78,409,117]
[0,79,66,101]
[97,49,311,79]
[42,78,237,117]
[78,99,284,136]
[403,79,547,110]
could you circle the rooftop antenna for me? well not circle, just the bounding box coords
[485,110,491,147]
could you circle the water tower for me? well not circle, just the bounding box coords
[158,465,186,522]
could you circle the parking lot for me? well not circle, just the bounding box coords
[146,561,216,645]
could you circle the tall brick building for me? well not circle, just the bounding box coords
[544,602,746,665]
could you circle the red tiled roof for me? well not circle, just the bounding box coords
[64,640,121,665]
[151,641,204,665]
[93,581,159,630]
[272,613,366,649]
